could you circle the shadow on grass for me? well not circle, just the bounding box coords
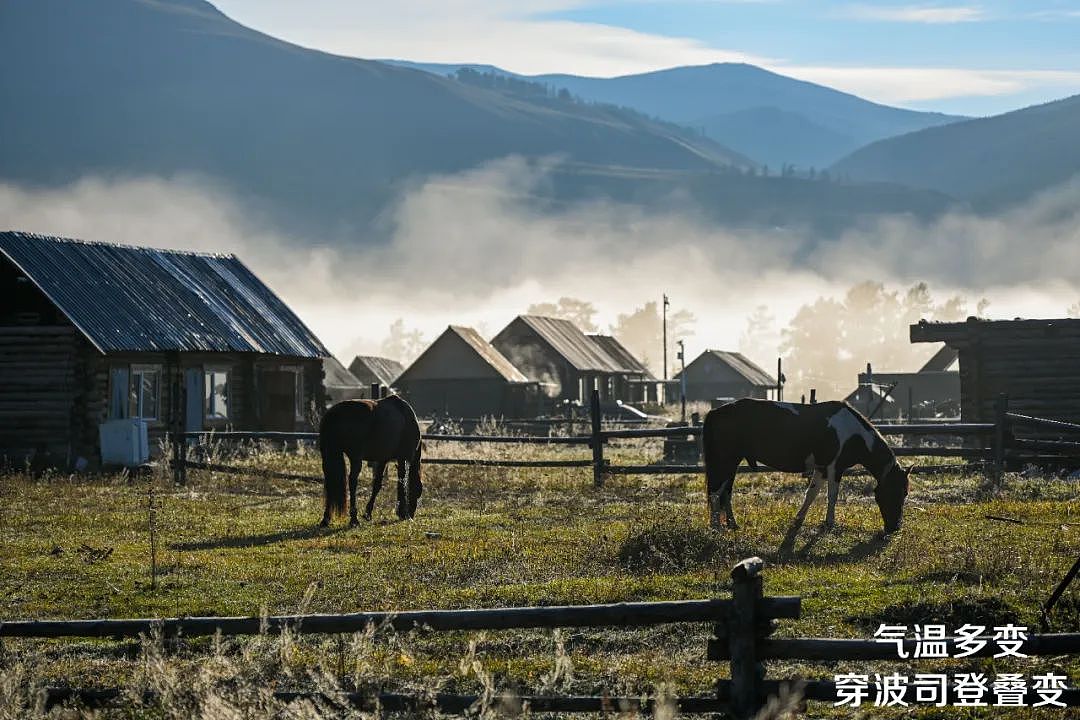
[169,524,347,551]
[771,522,890,566]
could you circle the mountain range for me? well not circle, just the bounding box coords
[1,0,1078,240]
[833,93,1080,207]
[385,60,965,170]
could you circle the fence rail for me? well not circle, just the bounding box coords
[172,392,1075,487]
[13,559,1079,717]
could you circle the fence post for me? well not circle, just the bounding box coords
[590,389,604,488]
[992,393,1010,481]
[729,557,765,719]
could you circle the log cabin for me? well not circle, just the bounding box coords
[0,232,328,469]
[910,317,1080,427]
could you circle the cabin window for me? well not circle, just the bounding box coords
[129,365,161,420]
[282,366,305,420]
[204,368,230,420]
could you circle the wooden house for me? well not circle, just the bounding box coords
[491,315,626,404]
[323,357,367,405]
[588,334,660,404]
[911,317,1080,426]
[673,350,776,403]
[845,346,960,420]
[394,326,540,417]
[0,232,328,468]
[347,355,404,396]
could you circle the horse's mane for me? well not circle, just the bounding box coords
[841,400,889,447]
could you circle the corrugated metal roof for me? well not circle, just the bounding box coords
[0,231,329,357]
[323,356,363,389]
[514,316,625,373]
[449,326,530,382]
[348,355,405,386]
[677,350,776,387]
[588,334,655,378]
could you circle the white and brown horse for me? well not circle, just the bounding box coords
[703,399,909,533]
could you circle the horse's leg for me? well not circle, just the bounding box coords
[363,461,386,521]
[793,470,824,528]
[707,458,739,530]
[395,460,409,520]
[348,457,363,526]
[824,465,840,528]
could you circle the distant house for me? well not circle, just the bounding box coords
[347,355,404,395]
[844,346,960,420]
[911,317,1080,428]
[588,334,660,404]
[492,315,626,404]
[674,350,776,402]
[395,326,540,417]
[322,357,366,405]
[0,232,328,467]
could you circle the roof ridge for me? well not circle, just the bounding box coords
[0,230,237,260]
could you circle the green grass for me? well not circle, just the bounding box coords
[1,442,1078,717]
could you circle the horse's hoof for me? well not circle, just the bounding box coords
[349,518,360,527]
[318,518,330,528]
[361,512,372,522]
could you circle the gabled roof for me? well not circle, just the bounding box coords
[449,326,530,382]
[323,356,363,390]
[0,231,329,357]
[502,315,625,373]
[588,334,655,378]
[398,326,530,383]
[677,350,776,387]
[348,355,405,387]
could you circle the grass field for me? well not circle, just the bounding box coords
[1,438,1078,718]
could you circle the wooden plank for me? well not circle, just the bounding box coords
[0,598,800,638]
[747,634,1080,660]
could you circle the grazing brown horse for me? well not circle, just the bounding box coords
[319,395,422,526]
[703,399,909,533]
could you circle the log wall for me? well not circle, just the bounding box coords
[0,326,78,465]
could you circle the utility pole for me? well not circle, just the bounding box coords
[677,339,686,422]
[662,294,669,380]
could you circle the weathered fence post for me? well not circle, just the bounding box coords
[729,557,766,720]
[590,389,604,488]
[992,393,1010,481]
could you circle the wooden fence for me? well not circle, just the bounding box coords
[6,559,1078,717]
[170,391,1080,487]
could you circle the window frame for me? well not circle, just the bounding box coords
[203,366,232,423]
[128,364,161,421]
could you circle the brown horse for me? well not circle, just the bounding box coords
[319,395,422,526]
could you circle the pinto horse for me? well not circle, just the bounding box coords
[703,399,909,533]
[319,395,422,526]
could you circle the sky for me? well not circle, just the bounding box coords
[211,0,1080,116]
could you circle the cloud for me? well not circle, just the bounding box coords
[843,4,985,23]
[2,164,1078,367]
[214,0,772,77]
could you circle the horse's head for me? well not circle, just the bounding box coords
[873,462,909,534]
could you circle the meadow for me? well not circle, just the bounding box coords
[1,437,1078,718]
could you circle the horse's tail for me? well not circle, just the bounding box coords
[702,408,726,497]
[320,431,347,518]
